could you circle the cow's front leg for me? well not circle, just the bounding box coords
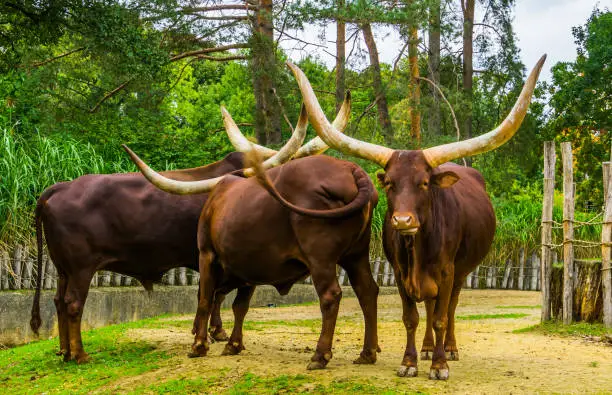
[189,250,216,358]
[397,286,419,378]
[429,264,454,380]
[420,299,435,360]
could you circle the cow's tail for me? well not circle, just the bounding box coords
[30,190,51,335]
[247,150,373,219]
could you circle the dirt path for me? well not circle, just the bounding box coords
[105,290,611,394]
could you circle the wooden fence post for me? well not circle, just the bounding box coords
[602,152,612,327]
[0,250,5,290]
[382,260,391,286]
[11,245,24,289]
[518,248,525,290]
[531,253,540,291]
[561,142,575,324]
[604,162,610,203]
[502,259,512,289]
[465,271,472,288]
[372,258,381,286]
[471,266,479,289]
[541,141,555,321]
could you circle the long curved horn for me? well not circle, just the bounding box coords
[123,145,223,195]
[292,90,352,159]
[288,62,394,167]
[243,105,308,176]
[123,107,307,195]
[242,91,352,159]
[423,55,546,168]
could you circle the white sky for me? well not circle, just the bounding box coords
[280,0,611,82]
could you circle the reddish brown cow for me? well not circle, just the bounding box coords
[30,98,351,364]
[288,55,546,379]
[124,108,380,370]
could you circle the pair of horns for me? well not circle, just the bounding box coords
[288,54,546,168]
[124,94,352,195]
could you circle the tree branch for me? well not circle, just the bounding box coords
[170,43,250,62]
[22,47,86,69]
[473,22,503,38]
[89,80,131,113]
[196,54,248,62]
[181,4,257,13]
[415,76,461,142]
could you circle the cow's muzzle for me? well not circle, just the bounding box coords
[391,212,420,235]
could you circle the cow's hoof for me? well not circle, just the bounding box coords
[221,341,244,356]
[56,348,68,356]
[445,350,459,361]
[429,368,449,380]
[353,349,377,364]
[421,351,432,360]
[75,353,91,365]
[211,328,229,342]
[306,361,327,370]
[397,365,418,377]
[188,341,209,358]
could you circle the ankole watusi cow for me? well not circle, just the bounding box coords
[124,106,380,370]
[30,96,351,364]
[287,55,546,379]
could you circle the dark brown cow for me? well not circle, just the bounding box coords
[30,98,352,364]
[288,55,546,379]
[124,108,380,370]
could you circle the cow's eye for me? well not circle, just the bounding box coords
[384,180,393,189]
[420,180,429,190]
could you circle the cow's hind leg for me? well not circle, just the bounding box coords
[308,265,342,370]
[444,281,462,361]
[341,254,379,365]
[222,286,255,356]
[420,299,435,360]
[54,272,70,358]
[209,293,229,341]
[64,270,94,364]
[189,249,217,358]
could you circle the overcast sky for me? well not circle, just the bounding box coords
[280,0,611,82]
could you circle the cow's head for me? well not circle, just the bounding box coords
[287,55,546,235]
[376,151,459,235]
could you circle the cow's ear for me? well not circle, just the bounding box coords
[432,171,459,188]
[376,172,387,187]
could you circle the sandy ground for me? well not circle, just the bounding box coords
[105,290,611,394]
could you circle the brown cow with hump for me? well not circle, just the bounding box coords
[288,55,546,380]
[125,104,380,370]
[30,97,351,364]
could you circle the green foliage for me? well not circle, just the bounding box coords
[545,9,611,207]
[0,128,136,248]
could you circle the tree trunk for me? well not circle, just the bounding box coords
[361,23,394,145]
[252,0,281,145]
[335,0,346,113]
[462,0,474,166]
[408,15,421,146]
[427,0,441,136]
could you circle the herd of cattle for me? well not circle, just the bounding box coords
[28,55,545,380]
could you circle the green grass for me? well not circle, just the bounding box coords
[495,305,541,309]
[456,313,529,321]
[513,321,612,337]
[0,317,171,395]
[127,372,423,395]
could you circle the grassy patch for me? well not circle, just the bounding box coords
[0,317,171,394]
[456,313,529,321]
[129,372,424,394]
[495,305,541,309]
[513,321,612,337]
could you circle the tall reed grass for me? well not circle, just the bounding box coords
[0,128,135,248]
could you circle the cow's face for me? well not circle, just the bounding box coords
[377,151,459,236]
